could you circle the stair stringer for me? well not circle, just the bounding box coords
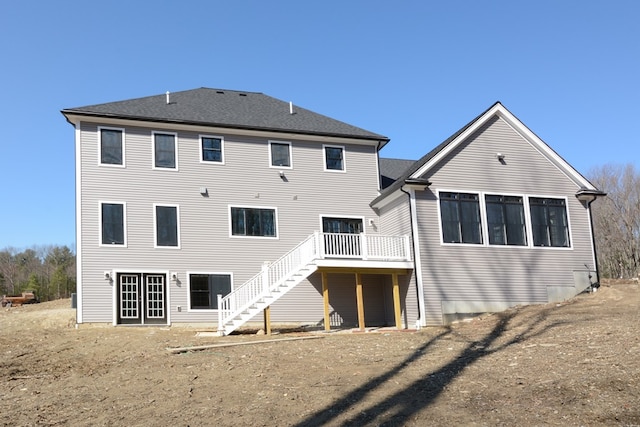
[220,262,318,336]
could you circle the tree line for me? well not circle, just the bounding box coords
[0,245,75,301]
[589,163,640,280]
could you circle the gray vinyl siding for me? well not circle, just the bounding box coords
[415,116,594,325]
[377,195,420,327]
[78,121,381,324]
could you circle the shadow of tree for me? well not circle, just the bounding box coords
[295,306,567,427]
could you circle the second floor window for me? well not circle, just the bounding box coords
[231,207,277,237]
[155,205,179,247]
[100,128,124,166]
[101,202,125,245]
[154,132,177,169]
[440,192,482,244]
[201,136,223,163]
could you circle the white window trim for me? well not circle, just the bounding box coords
[268,140,293,169]
[110,269,171,326]
[199,134,225,165]
[436,189,573,250]
[483,192,529,249]
[525,194,573,250]
[319,214,365,232]
[228,205,279,239]
[99,201,127,247]
[436,189,484,247]
[153,203,181,249]
[98,126,126,168]
[186,271,234,312]
[152,131,179,171]
[323,144,346,172]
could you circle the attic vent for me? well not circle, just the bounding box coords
[216,91,224,94]
[239,93,247,97]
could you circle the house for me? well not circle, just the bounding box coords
[62,89,604,333]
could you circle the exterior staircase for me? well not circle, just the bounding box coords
[217,231,410,336]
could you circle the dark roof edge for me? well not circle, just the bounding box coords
[60,109,390,143]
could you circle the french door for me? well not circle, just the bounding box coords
[117,273,167,325]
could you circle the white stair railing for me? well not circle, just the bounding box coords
[217,233,320,332]
[217,232,411,333]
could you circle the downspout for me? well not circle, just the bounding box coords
[401,181,430,328]
[576,189,606,289]
[586,196,601,288]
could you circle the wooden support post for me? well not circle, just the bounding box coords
[355,273,365,330]
[392,273,402,329]
[322,271,331,331]
[263,306,271,336]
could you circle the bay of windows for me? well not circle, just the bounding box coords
[439,192,570,248]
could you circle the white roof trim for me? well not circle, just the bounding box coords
[409,103,597,191]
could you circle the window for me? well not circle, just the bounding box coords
[529,197,570,247]
[269,141,291,168]
[189,273,232,310]
[99,128,124,166]
[101,202,125,245]
[322,217,363,234]
[230,207,277,237]
[439,192,482,244]
[324,145,345,171]
[201,136,223,163]
[153,132,177,169]
[485,195,527,246]
[155,205,179,247]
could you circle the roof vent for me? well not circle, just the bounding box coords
[166,91,170,104]
[216,90,224,94]
[289,101,294,115]
[239,93,247,97]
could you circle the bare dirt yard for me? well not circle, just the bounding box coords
[1,280,639,426]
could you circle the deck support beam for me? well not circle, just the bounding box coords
[392,273,402,329]
[355,273,365,330]
[322,271,331,331]
[263,306,271,336]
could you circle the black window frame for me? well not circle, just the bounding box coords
[189,273,232,310]
[155,205,179,247]
[439,192,483,244]
[529,197,571,248]
[269,141,292,168]
[201,136,223,163]
[324,145,344,171]
[485,195,527,246]
[99,128,124,166]
[101,202,125,245]
[230,207,277,238]
[153,132,177,169]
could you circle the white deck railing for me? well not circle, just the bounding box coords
[217,232,410,332]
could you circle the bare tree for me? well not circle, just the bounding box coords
[588,163,640,279]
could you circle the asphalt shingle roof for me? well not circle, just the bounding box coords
[379,158,417,189]
[62,87,388,142]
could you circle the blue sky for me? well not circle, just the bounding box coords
[1,1,638,249]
